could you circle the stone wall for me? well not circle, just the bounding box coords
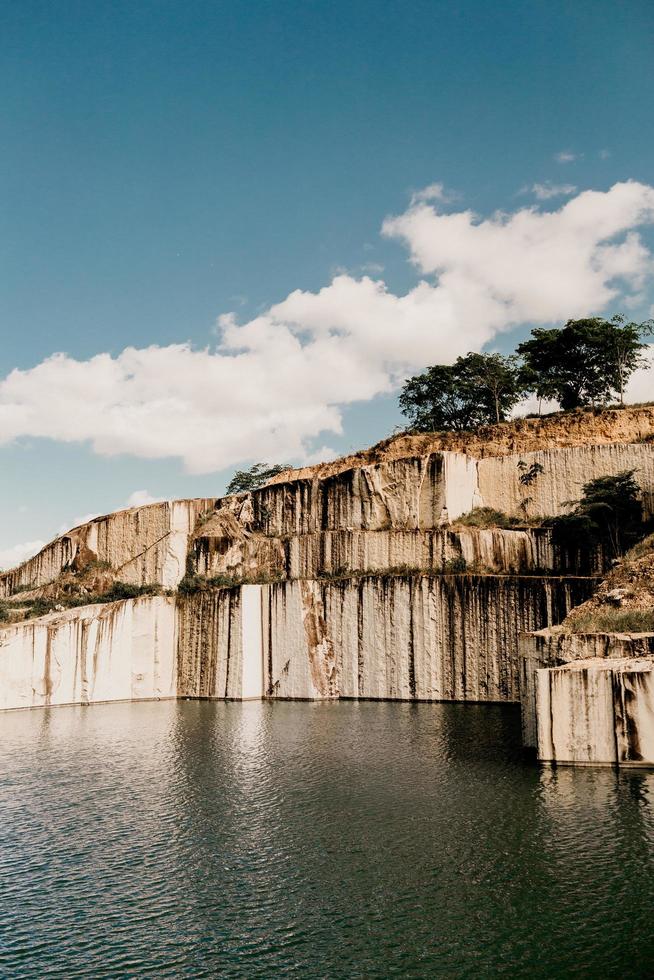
[479,443,654,519]
[4,442,649,599]
[0,595,177,710]
[176,585,263,700]
[536,658,654,765]
[0,498,217,596]
[520,628,654,749]
[192,521,604,583]
[250,453,477,537]
[262,574,596,703]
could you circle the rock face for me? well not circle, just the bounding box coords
[0,595,177,710]
[536,657,654,766]
[520,628,654,753]
[479,443,654,519]
[176,585,263,700]
[216,443,654,544]
[262,575,595,702]
[1,412,653,757]
[248,453,478,537]
[0,498,217,597]
[0,575,595,712]
[4,439,648,599]
[192,525,603,582]
[266,405,654,484]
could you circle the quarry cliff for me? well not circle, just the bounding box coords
[1,405,653,766]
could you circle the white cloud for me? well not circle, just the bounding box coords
[0,182,653,475]
[62,512,101,533]
[410,182,449,205]
[626,345,654,403]
[0,539,46,571]
[530,182,577,200]
[124,489,166,508]
[555,151,579,163]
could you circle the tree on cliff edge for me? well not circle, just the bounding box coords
[399,352,525,432]
[549,470,644,559]
[517,316,652,409]
[226,462,288,495]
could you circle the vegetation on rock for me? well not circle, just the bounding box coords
[226,462,289,494]
[400,314,652,432]
[570,610,654,634]
[548,469,645,560]
[399,352,525,431]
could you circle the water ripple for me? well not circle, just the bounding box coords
[0,700,653,977]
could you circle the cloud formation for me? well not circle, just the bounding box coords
[1,182,653,475]
[555,150,579,163]
[529,182,577,200]
[124,489,165,508]
[0,539,47,571]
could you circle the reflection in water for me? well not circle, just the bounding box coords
[0,700,653,977]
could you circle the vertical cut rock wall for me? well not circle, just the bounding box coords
[520,629,654,749]
[0,498,217,596]
[193,526,601,582]
[262,575,596,703]
[479,443,654,519]
[536,659,654,765]
[176,585,264,700]
[249,453,477,536]
[0,595,177,710]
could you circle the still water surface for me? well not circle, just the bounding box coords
[0,699,653,978]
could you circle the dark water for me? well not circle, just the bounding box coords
[1,701,653,978]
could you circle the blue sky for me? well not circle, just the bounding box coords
[1,0,654,563]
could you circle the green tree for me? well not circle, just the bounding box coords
[517,316,652,410]
[226,462,288,495]
[399,364,475,432]
[549,470,644,559]
[602,314,653,405]
[457,352,525,423]
[399,353,524,432]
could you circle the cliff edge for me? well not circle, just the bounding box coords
[268,404,654,484]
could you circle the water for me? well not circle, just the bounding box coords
[0,701,653,978]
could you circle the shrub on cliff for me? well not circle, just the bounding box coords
[549,470,644,559]
[571,610,654,634]
[455,507,521,529]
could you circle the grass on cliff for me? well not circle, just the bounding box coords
[570,610,654,634]
[626,533,654,561]
[455,507,545,530]
[8,583,162,623]
[177,571,286,594]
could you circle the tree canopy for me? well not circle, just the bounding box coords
[226,462,288,495]
[516,316,652,410]
[399,313,652,433]
[399,352,525,432]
